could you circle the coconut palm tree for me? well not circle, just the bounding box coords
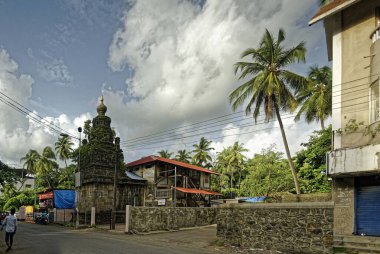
[295,65,332,130]
[157,150,173,159]
[55,134,74,168]
[192,137,214,167]
[225,142,248,190]
[175,150,192,163]
[230,29,307,194]
[20,149,40,175]
[36,146,58,188]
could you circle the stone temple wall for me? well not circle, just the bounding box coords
[216,202,334,254]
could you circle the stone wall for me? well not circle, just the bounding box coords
[216,202,334,254]
[128,207,218,233]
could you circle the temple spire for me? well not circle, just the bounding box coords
[97,95,107,116]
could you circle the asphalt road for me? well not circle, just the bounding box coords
[0,222,227,254]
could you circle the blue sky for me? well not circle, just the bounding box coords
[0,0,329,166]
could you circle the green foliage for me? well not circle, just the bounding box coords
[295,65,332,130]
[239,146,294,197]
[192,137,214,167]
[3,192,36,211]
[157,150,173,159]
[295,126,331,193]
[0,160,17,191]
[55,134,74,167]
[175,150,192,163]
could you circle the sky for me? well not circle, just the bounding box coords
[0,0,329,167]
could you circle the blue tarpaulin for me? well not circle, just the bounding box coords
[53,190,75,209]
[240,196,266,203]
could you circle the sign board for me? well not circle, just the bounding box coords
[39,192,53,200]
[157,199,166,206]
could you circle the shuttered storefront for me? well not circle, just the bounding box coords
[356,176,380,236]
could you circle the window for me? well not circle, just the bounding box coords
[371,79,380,123]
[145,164,152,169]
[25,184,32,189]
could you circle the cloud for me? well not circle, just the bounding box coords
[28,48,74,86]
[106,0,326,161]
[0,48,89,166]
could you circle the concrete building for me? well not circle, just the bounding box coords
[126,156,221,207]
[310,0,380,237]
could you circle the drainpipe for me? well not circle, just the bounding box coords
[173,167,177,207]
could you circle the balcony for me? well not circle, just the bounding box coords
[326,144,380,176]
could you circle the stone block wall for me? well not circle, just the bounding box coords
[128,207,218,233]
[216,202,334,254]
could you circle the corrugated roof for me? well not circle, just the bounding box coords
[125,171,146,181]
[309,0,361,25]
[126,155,218,175]
[175,187,222,196]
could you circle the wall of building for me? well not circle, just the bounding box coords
[128,207,218,233]
[340,0,380,148]
[332,177,355,236]
[216,203,334,254]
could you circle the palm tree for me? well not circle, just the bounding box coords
[192,137,214,167]
[20,149,40,175]
[157,150,173,159]
[175,150,192,163]
[36,146,58,188]
[225,142,248,190]
[295,65,332,130]
[55,134,74,168]
[230,29,306,194]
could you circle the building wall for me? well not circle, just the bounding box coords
[332,178,355,235]
[216,203,334,254]
[339,0,380,148]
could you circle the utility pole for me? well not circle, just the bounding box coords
[76,127,82,229]
[111,137,120,230]
[173,166,177,207]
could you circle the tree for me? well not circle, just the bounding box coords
[192,137,214,167]
[83,120,92,139]
[295,125,332,193]
[0,160,17,192]
[55,134,74,168]
[225,142,248,190]
[157,150,173,159]
[175,150,192,163]
[20,149,40,175]
[35,146,58,188]
[239,146,294,197]
[295,66,332,130]
[230,29,306,194]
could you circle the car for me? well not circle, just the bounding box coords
[0,212,9,224]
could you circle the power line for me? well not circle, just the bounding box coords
[0,91,78,140]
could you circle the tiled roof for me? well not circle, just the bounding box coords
[126,155,218,175]
[309,0,361,25]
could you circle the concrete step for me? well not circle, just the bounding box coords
[333,235,380,254]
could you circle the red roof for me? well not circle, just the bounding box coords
[175,187,222,196]
[309,0,361,25]
[126,155,218,175]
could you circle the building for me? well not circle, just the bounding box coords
[126,156,221,207]
[310,0,380,237]
[77,97,147,212]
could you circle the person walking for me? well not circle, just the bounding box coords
[1,208,17,252]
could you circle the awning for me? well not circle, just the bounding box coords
[175,187,222,196]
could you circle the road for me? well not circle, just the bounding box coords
[0,222,227,254]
